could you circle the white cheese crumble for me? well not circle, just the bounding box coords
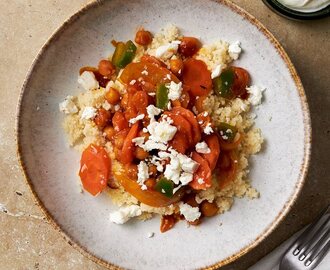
[59,96,78,114]
[195,141,211,154]
[211,64,224,79]
[146,105,162,121]
[155,40,181,59]
[129,113,145,124]
[179,203,201,222]
[78,71,99,91]
[160,149,199,185]
[129,79,136,85]
[102,101,112,111]
[246,85,266,105]
[137,161,149,190]
[81,107,97,120]
[147,232,154,238]
[166,81,183,101]
[197,178,205,184]
[147,119,177,143]
[228,41,242,60]
[203,123,214,135]
[109,205,142,224]
[141,70,149,75]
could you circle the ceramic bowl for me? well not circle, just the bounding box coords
[17,0,311,269]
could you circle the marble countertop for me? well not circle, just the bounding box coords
[0,0,329,269]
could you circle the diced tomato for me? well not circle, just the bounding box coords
[172,107,201,144]
[160,215,178,233]
[190,152,212,190]
[112,111,129,131]
[232,67,250,99]
[179,37,202,57]
[202,134,220,170]
[131,91,149,115]
[79,144,111,196]
[118,123,140,164]
[182,59,212,97]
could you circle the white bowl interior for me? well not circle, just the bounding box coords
[18,0,309,269]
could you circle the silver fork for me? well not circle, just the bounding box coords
[280,205,330,270]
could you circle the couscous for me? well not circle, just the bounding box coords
[59,25,264,232]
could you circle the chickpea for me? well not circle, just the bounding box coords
[145,178,156,190]
[135,29,153,46]
[200,201,219,217]
[94,108,111,129]
[105,87,121,105]
[98,59,115,77]
[135,147,149,160]
[169,58,183,76]
[149,165,157,177]
[103,126,116,140]
[178,37,202,57]
[184,194,199,207]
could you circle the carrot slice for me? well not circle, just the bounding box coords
[189,152,212,190]
[119,123,140,164]
[79,144,111,196]
[164,111,193,146]
[169,131,190,154]
[172,107,201,144]
[202,134,220,170]
[182,58,212,97]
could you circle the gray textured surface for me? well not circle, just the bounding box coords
[0,0,329,269]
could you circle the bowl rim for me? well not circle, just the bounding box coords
[262,0,330,20]
[15,0,312,269]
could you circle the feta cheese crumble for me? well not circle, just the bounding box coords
[211,64,223,79]
[81,107,97,120]
[155,40,181,60]
[195,141,211,154]
[78,71,99,91]
[166,81,183,101]
[203,123,214,135]
[147,232,154,238]
[246,85,266,105]
[179,203,201,222]
[147,119,177,143]
[129,113,145,124]
[197,178,205,184]
[109,205,142,224]
[146,105,162,121]
[137,161,149,190]
[59,96,78,114]
[228,41,242,60]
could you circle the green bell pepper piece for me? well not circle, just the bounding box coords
[218,122,238,142]
[213,68,235,98]
[155,177,174,198]
[112,40,137,68]
[156,84,169,110]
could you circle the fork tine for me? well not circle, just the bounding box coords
[298,215,330,259]
[304,225,330,265]
[307,238,330,268]
[295,207,330,256]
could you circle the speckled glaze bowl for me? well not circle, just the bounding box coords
[16,0,311,269]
